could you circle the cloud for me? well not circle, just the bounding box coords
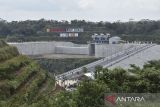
[78,0,96,9]
[0,0,160,21]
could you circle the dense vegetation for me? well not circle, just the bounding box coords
[52,62,160,107]
[36,58,99,75]
[0,41,19,62]
[0,40,59,107]
[1,40,160,107]
[0,18,160,43]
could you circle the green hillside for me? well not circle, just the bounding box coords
[0,40,60,107]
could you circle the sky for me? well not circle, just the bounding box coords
[0,0,160,22]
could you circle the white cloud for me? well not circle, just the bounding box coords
[78,0,96,9]
[0,0,160,21]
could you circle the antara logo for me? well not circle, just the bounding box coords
[105,95,145,105]
[116,96,145,102]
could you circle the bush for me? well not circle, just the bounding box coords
[8,62,39,89]
[0,46,19,62]
[0,40,8,48]
[0,55,31,79]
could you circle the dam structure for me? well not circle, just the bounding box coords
[8,41,89,56]
[8,41,160,80]
[9,41,139,58]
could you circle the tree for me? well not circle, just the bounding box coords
[94,65,103,79]
[75,81,109,107]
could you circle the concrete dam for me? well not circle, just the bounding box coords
[8,41,89,56]
[8,41,160,80]
[8,41,139,58]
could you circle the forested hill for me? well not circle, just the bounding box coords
[0,40,62,107]
[0,19,160,43]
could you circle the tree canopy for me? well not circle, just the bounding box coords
[53,60,160,107]
[0,19,160,43]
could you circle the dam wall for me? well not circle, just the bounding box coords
[95,44,138,57]
[8,41,89,55]
[9,42,55,55]
[9,41,142,57]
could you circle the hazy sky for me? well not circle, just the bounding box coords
[0,0,160,22]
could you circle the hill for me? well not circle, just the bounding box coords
[0,40,61,107]
[0,19,160,44]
